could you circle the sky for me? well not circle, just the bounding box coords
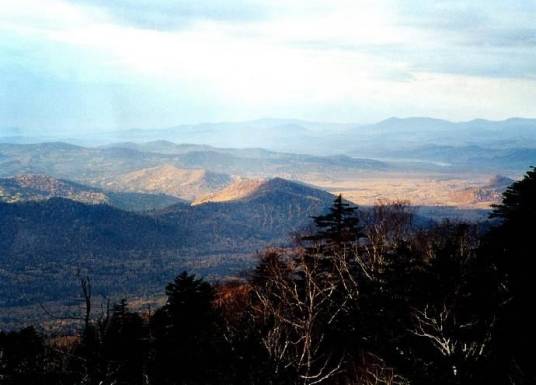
[1,0,535,134]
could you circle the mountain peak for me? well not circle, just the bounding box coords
[193,178,266,205]
[193,177,333,205]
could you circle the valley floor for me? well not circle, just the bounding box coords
[303,171,505,209]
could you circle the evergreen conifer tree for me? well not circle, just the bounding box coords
[303,194,362,253]
[483,167,536,384]
[149,272,224,385]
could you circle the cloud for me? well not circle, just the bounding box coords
[65,0,271,30]
[0,0,535,132]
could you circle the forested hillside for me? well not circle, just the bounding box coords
[0,174,184,211]
[0,178,335,318]
[1,167,535,385]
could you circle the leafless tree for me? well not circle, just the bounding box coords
[410,302,493,378]
[251,248,349,385]
[78,273,92,332]
[348,353,409,385]
[363,200,414,271]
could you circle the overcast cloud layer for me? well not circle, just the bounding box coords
[1,0,535,133]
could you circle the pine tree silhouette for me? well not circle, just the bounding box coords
[149,272,224,385]
[102,299,146,385]
[303,194,362,251]
[484,166,536,384]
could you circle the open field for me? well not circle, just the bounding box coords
[305,172,502,209]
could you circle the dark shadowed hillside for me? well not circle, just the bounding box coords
[0,198,185,309]
[0,198,180,262]
[159,178,335,250]
[0,178,336,317]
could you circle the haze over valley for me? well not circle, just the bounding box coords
[2,116,534,210]
[2,115,534,326]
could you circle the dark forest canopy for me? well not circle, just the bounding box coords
[1,167,535,385]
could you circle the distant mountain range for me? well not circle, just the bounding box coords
[0,142,389,189]
[72,117,536,154]
[380,144,536,172]
[3,117,535,173]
